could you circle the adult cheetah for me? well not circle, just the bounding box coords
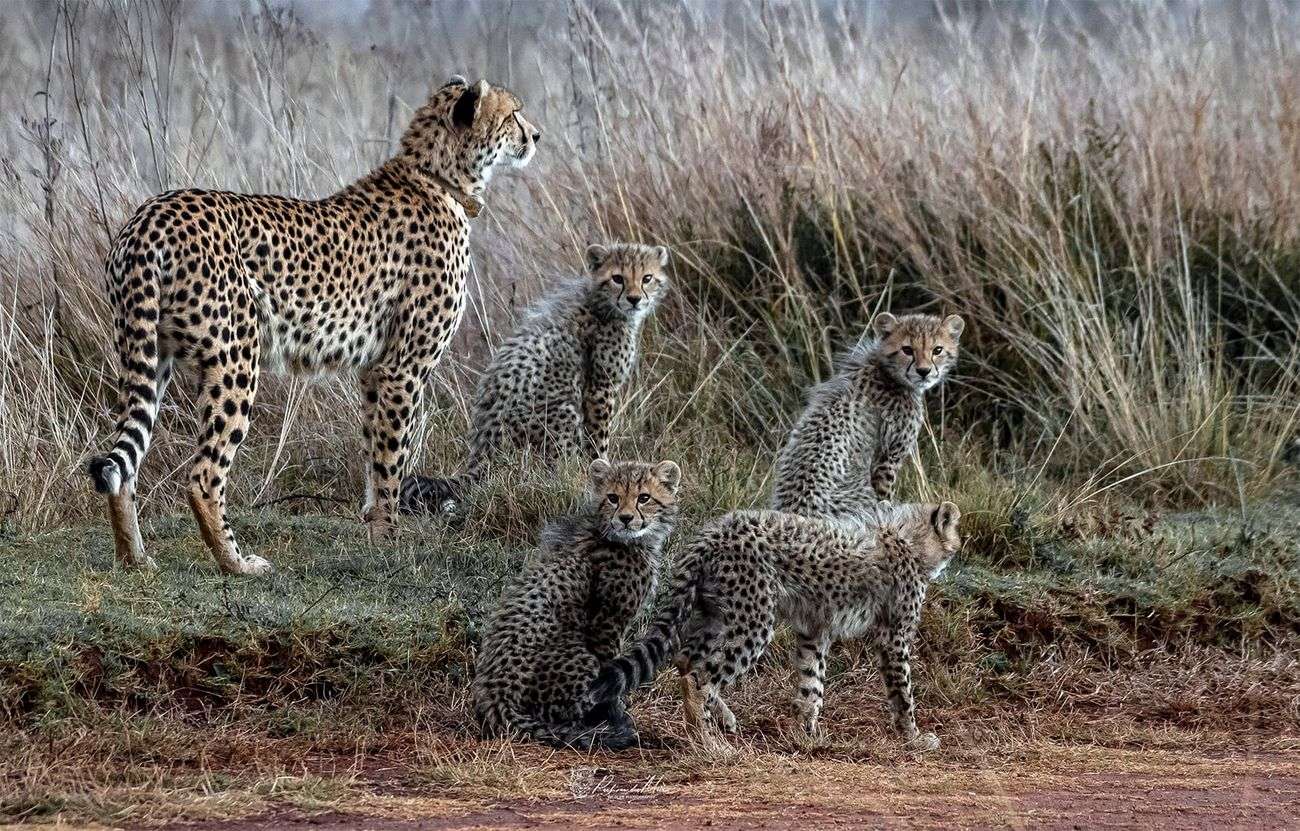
[86,76,540,574]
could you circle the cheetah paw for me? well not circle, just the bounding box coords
[125,554,159,572]
[905,732,940,753]
[229,554,274,576]
[365,518,396,542]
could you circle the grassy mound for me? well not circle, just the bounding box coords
[3,492,1296,728]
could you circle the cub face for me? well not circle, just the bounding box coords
[585,243,671,318]
[915,501,962,578]
[872,312,964,391]
[588,458,681,541]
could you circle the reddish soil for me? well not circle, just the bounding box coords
[174,756,1300,831]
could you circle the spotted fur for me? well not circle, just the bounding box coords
[86,76,540,574]
[473,458,681,749]
[399,243,669,515]
[588,502,962,750]
[772,312,964,520]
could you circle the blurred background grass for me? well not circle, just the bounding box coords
[0,0,1296,529]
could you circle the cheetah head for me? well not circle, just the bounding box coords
[588,458,681,543]
[399,75,540,199]
[914,501,962,579]
[585,243,671,318]
[871,312,964,391]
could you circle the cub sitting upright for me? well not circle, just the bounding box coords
[772,312,964,520]
[589,502,962,750]
[400,243,670,514]
[473,458,681,749]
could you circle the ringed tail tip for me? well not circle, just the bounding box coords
[87,455,122,496]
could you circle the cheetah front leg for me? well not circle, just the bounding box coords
[878,636,939,752]
[581,384,616,461]
[360,366,424,539]
[870,410,919,501]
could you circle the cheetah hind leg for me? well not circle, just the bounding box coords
[792,631,830,743]
[106,484,156,571]
[187,353,271,576]
[681,675,738,756]
[680,673,706,734]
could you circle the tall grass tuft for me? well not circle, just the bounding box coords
[0,1,1296,532]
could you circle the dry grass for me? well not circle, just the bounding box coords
[2,1,1300,826]
[4,654,1297,826]
[2,496,1296,825]
[0,1,1296,533]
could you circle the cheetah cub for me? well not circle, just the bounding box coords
[401,243,670,515]
[474,458,681,749]
[589,502,962,750]
[772,312,964,520]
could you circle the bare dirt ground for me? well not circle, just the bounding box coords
[153,744,1300,831]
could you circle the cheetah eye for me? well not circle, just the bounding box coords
[606,494,620,505]
[642,274,654,284]
[610,274,624,285]
[932,346,944,356]
[901,346,914,356]
[637,493,651,504]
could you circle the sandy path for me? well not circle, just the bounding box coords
[175,748,1300,831]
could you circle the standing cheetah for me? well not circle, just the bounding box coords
[772,312,964,520]
[588,503,963,750]
[400,243,670,515]
[86,76,540,574]
[473,458,681,749]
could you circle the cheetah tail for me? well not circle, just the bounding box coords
[530,719,640,752]
[480,702,638,751]
[585,544,706,707]
[88,251,166,497]
[397,474,470,515]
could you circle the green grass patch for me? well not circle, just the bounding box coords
[3,488,1297,726]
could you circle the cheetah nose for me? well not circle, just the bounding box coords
[532,130,542,144]
[916,366,931,378]
[627,296,640,308]
[618,513,635,526]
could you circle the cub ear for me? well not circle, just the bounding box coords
[942,314,965,339]
[654,461,682,492]
[452,79,489,130]
[930,501,961,535]
[653,245,670,267]
[588,458,612,483]
[872,312,899,338]
[442,74,468,88]
[586,244,609,273]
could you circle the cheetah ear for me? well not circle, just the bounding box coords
[654,461,682,493]
[588,458,612,484]
[653,246,670,267]
[872,312,899,338]
[931,502,960,536]
[452,79,489,130]
[586,244,609,273]
[942,314,965,339]
[442,74,468,88]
